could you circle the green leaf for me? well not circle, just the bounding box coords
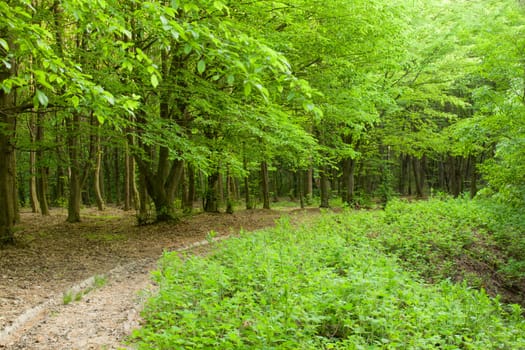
[71,95,80,109]
[0,39,9,52]
[244,82,252,96]
[197,60,206,74]
[303,101,315,112]
[151,74,159,88]
[35,89,49,107]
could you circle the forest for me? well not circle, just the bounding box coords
[3,0,525,348]
[1,0,523,243]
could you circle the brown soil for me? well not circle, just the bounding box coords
[0,206,313,349]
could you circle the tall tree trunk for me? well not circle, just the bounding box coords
[204,171,219,213]
[261,160,270,210]
[306,166,313,201]
[0,63,17,244]
[114,147,121,205]
[36,113,49,215]
[298,170,305,209]
[137,171,149,225]
[54,123,66,204]
[243,148,253,209]
[470,155,478,198]
[182,164,195,213]
[66,114,82,223]
[320,165,330,208]
[93,123,104,211]
[341,158,356,205]
[226,169,234,214]
[412,157,424,198]
[124,142,132,211]
[29,141,40,214]
[398,154,408,195]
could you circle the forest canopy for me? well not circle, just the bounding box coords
[1,0,525,244]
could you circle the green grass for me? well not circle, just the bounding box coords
[62,274,108,305]
[132,203,525,349]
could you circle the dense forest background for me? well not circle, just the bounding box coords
[1,0,525,244]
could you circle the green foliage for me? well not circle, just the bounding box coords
[132,211,525,349]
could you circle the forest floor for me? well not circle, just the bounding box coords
[0,205,315,349]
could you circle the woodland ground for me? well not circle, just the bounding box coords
[0,205,312,349]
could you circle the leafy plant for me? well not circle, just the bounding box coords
[132,208,525,349]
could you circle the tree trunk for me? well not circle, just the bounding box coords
[470,155,478,198]
[182,164,195,213]
[226,169,234,214]
[341,158,356,205]
[93,125,105,211]
[114,147,121,205]
[131,156,140,210]
[412,157,424,198]
[137,171,149,224]
[0,73,17,244]
[66,114,82,223]
[298,170,305,209]
[320,166,330,208]
[306,166,313,201]
[261,160,270,209]
[36,114,49,215]
[243,149,253,210]
[136,147,184,221]
[54,125,66,204]
[204,172,220,213]
[398,154,408,195]
[29,145,40,214]
[124,142,132,211]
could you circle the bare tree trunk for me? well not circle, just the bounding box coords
[0,58,17,244]
[137,171,149,224]
[243,148,253,209]
[204,172,220,213]
[470,155,478,198]
[342,158,356,205]
[226,168,234,214]
[398,154,409,195]
[320,166,330,208]
[66,114,82,223]
[182,164,195,213]
[298,170,304,209]
[36,113,49,215]
[124,142,131,211]
[29,143,40,214]
[261,161,270,210]
[114,147,121,205]
[93,123,104,211]
[306,166,313,201]
[412,157,424,198]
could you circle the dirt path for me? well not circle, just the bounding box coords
[0,207,305,349]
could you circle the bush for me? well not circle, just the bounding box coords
[132,212,525,349]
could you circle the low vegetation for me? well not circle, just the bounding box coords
[62,274,108,305]
[132,198,525,349]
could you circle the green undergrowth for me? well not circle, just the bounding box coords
[132,202,525,349]
[366,197,525,286]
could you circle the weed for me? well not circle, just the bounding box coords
[62,291,73,305]
[94,274,108,288]
[132,205,525,349]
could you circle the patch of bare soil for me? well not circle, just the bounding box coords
[0,207,316,349]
